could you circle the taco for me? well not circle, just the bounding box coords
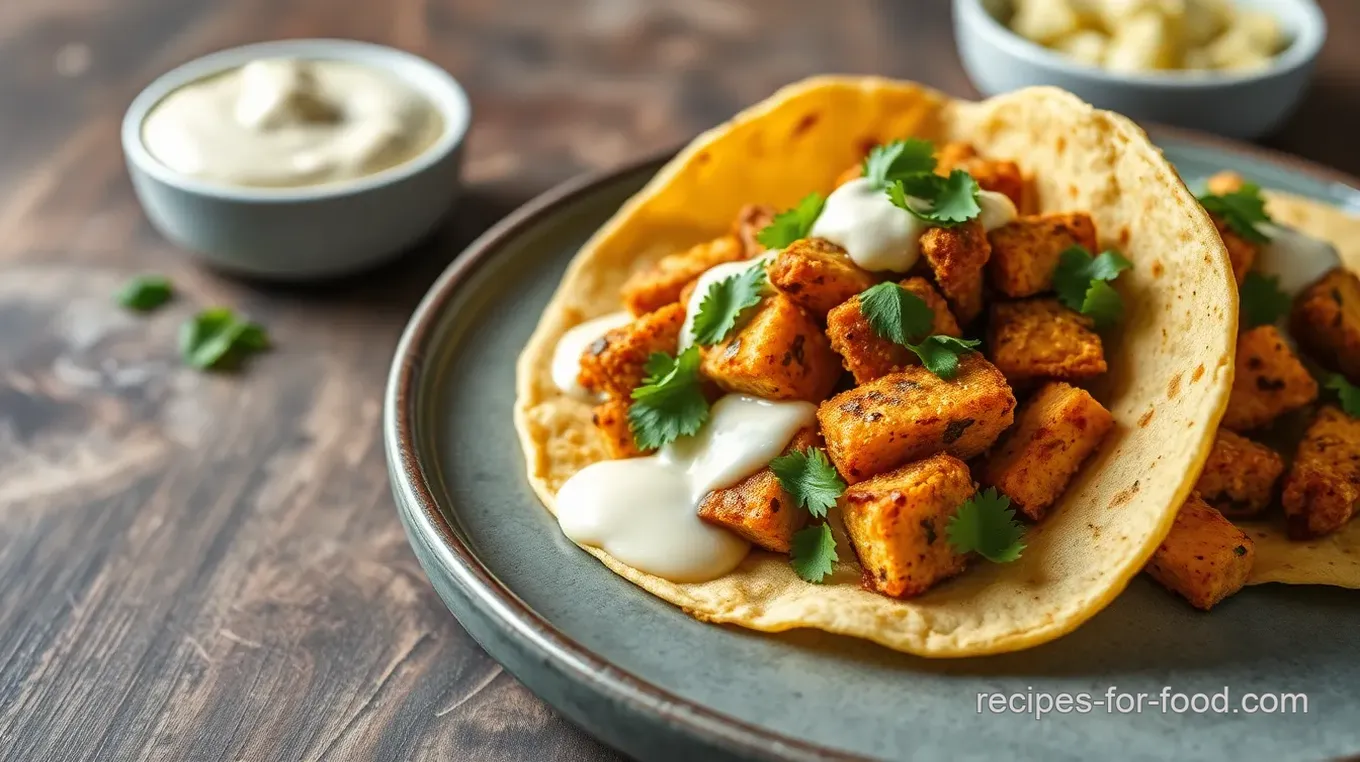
[514,76,1237,657]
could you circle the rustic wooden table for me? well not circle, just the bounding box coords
[0,1,1356,759]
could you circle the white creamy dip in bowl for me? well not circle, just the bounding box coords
[122,39,470,280]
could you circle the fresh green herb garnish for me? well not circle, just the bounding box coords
[116,275,173,312]
[790,522,838,583]
[1238,271,1292,329]
[886,169,982,228]
[1326,374,1360,418]
[862,139,937,190]
[179,308,270,370]
[770,447,846,519]
[946,487,1026,563]
[627,347,709,451]
[756,192,825,250]
[1052,246,1133,328]
[690,263,768,346]
[1199,182,1272,243]
[857,282,980,379]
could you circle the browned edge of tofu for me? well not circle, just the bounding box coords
[1291,268,1360,384]
[768,237,878,318]
[919,220,990,325]
[620,235,745,316]
[1194,429,1284,518]
[825,277,960,385]
[697,428,822,553]
[577,303,687,399]
[1145,494,1255,611]
[732,204,777,259]
[1282,406,1360,539]
[986,213,1097,299]
[1221,325,1318,432]
[988,298,1106,385]
[701,293,842,403]
[591,398,643,459]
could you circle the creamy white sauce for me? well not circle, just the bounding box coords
[551,311,633,399]
[555,394,816,582]
[142,58,443,188]
[810,178,1015,272]
[677,252,776,351]
[1255,223,1343,297]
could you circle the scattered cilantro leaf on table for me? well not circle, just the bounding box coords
[857,282,979,379]
[116,275,173,312]
[690,263,768,346]
[1199,182,1272,243]
[627,346,708,451]
[1053,246,1133,328]
[756,192,825,249]
[770,447,845,519]
[179,308,270,370]
[790,523,838,583]
[886,169,981,227]
[1238,271,1292,328]
[862,139,937,190]
[1326,374,1360,418]
[946,487,1026,563]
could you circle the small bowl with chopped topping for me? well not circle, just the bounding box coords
[953,0,1326,139]
[122,39,470,280]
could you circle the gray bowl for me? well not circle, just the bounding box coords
[953,0,1326,139]
[122,39,470,280]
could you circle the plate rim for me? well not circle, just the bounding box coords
[384,128,1358,760]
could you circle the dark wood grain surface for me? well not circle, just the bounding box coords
[0,1,1356,759]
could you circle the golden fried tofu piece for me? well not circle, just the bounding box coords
[1221,325,1318,431]
[1292,268,1360,384]
[1282,406,1360,538]
[1146,494,1255,611]
[841,454,973,598]
[988,299,1107,385]
[935,141,978,172]
[732,204,776,259]
[825,277,960,384]
[768,237,878,318]
[1206,170,1246,195]
[920,220,991,325]
[818,355,1016,483]
[592,399,643,458]
[1212,215,1257,285]
[979,382,1114,521]
[986,213,1098,298]
[577,303,686,399]
[698,428,820,552]
[1194,429,1284,518]
[620,235,745,316]
[701,294,841,403]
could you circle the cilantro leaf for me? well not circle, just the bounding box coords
[628,347,709,450]
[1053,246,1133,326]
[886,170,981,228]
[1238,271,1292,329]
[1080,280,1124,329]
[946,487,1026,563]
[690,263,768,346]
[790,523,838,583]
[756,193,825,250]
[1200,183,1272,243]
[179,308,269,370]
[770,447,845,518]
[908,335,981,380]
[862,139,937,190]
[116,275,173,311]
[858,282,935,346]
[1326,374,1360,418]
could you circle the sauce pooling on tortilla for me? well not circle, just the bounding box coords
[555,394,815,582]
[551,311,633,399]
[810,177,1015,272]
[1255,223,1343,297]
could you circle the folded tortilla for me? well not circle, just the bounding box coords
[515,77,1237,657]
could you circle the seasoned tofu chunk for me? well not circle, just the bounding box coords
[1221,325,1318,431]
[1292,268,1360,384]
[1282,406,1360,538]
[697,428,820,552]
[987,212,1098,298]
[1206,170,1246,196]
[577,303,687,399]
[1212,215,1257,285]
[988,298,1107,384]
[732,204,777,259]
[841,454,973,598]
[826,277,960,384]
[920,220,991,325]
[1194,429,1284,517]
[818,355,1016,483]
[701,294,841,403]
[768,237,878,318]
[979,382,1114,520]
[592,399,643,458]
[620,235,745,315]
[1145,494,1255,611]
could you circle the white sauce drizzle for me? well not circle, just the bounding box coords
[555,394,816,582]
[551,311,632,400]
[977,190,1018,232]
[1255,223,1343,297]
[677,251,777,352]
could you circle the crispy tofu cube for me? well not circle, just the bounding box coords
[1212,214,1257,285]
[1195,429,1285,518]
[841,454,973,598]
[979,382,1114,520]
[697,428,820,552]
[732,204,776,259]
[1282,406,1360,538]
[826,277,960,385]
[592,399,643,458]
[1145,494,1254,611]
[988,298,1107,384]
[1292,268,1360,384]
[620,235,745,316]
[701,294,841,403]
[987,212,1098,298]
[920,220,991,325]
[818,355,1016,482]
[768,237,878,318]
[935,142,1027,210]
[577,303,687,399]
[1221,325,1318,431]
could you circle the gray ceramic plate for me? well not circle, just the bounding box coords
[385,132,1360,762]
